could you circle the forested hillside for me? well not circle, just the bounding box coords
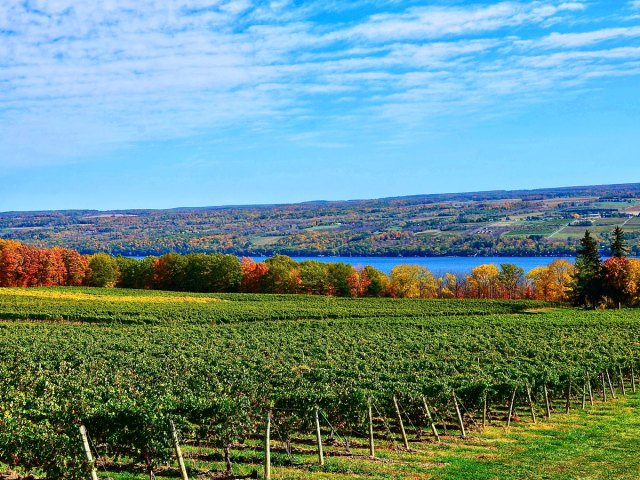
[2,183,640,257]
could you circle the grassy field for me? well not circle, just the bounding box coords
[1,288,639,479]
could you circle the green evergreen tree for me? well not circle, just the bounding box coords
[572,230,603,307]
[610,226,628,258]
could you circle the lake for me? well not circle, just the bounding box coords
[250,256,575,275]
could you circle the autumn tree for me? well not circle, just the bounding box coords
[627,258,640,303]
[602,257,633,307]
[0,240,25,287]
[440,272,464,299]
[262,255,301,294]
[361,265,390,297]
[527,259,574,301]
[86,253,120,288]
[348,267,373,297]
[390,264,438,299]
[466,264,499,299]
[497,263,525,299]
[327,262,356,297]
[32,248,67,287]
[240,257,269,293]
[61,249,90,286]
[152,253,187,291]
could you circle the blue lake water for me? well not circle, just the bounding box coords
[250,256,576,275]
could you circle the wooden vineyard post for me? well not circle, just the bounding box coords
[565,382,571,414]
[422,397,440,443]
[368,400,376,458]
[619,367,626,397]
[264,410,271,480]
[482,392,488,429]
[525,383,536,424]
[79,425,99,480]
[170,420,189,480]
[543,384,551,419]
[587,376,594,406]
[606,370,616,399]
[582,383,586,410]
[632,366,637,393]
[600,373,607,402]
[507,387,517,427]
[315,408,325,466]
[453,393,467,438]
[393,395,410,450]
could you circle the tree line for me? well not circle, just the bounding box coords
[572,227,640,308]
[1,228,639,306]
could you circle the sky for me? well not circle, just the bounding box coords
[1,0,639,211]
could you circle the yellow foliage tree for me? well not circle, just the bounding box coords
[527,259,574,301]
[466,264,499,298]
[626,259,640,302]
[390,264,438,299]
[440,272,462,299]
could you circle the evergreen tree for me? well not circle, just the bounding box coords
[572,230,603,307]
[610,226,628,258]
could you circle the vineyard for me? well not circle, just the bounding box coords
[1,288,639,479]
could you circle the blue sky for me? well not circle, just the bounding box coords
[1,0,639,211]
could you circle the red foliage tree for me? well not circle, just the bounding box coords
[240,257,268,293]
[60,249,90,286]
[0,240,23,287]
[347,268,371,297]
[30,248,67,287]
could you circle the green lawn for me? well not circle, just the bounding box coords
[436,394,640,480]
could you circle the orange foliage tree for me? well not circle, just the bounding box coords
[602,257,640,307]
[240,257,269,293]
[60,249,90,286]
[0,240,82,287]
[347,268,372,297]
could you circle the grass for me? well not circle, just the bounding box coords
[437,394,640,480]
[94,393,640,480]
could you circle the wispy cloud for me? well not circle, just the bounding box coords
[537,25,640,47]
[0,0,638,167]
[336,2,587,42]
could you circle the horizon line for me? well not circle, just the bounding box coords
[1,181,639,215]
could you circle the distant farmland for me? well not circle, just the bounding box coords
[1,183,639,257]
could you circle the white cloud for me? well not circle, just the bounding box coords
[0,0,639,167]
[335,2,587,43]
[539,26,640,47]
[558,2,587,11]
